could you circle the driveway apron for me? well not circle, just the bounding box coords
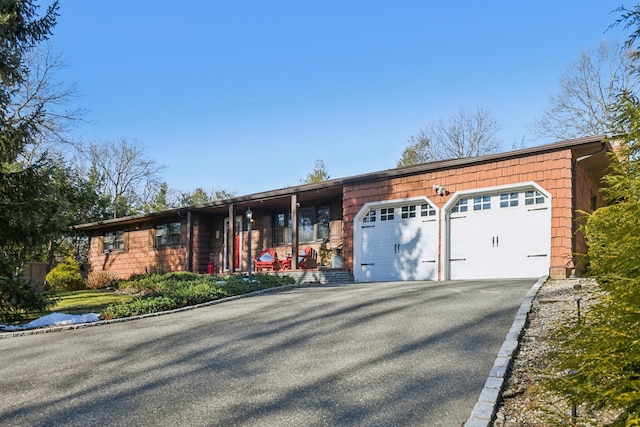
[0,279,535,426]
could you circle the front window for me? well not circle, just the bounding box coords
[299,208,315,243]
[273,205,331,244]
[272,212,290,246]
[103,230,124,252]
[156,222,181,247]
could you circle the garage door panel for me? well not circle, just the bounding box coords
[448,187,551,280]
[358,200,438,282]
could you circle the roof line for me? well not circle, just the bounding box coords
[73,135,608,230]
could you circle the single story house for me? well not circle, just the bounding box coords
[73,135,612,283]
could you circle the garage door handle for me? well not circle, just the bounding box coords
[528,207,548,211]
[527,254,548,257]
[421,260,436,263]
[449,258,466,261]
[361,263,375,266]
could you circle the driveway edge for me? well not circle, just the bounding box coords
[464,276,547,427]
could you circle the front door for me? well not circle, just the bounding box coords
[223,216,243,271]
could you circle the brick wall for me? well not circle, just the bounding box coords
[88,227,186,280]
[343,150,576,279]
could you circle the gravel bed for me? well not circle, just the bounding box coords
[493,277,621,426]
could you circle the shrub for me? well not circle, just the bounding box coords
[86,271,117,290]
[0,276,56,324]
[99,273,295,320]
[45,258,85,291]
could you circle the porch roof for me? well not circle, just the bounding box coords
[72,134,611,232]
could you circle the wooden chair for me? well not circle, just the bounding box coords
[254,249,279,271]
[298,246,316,269]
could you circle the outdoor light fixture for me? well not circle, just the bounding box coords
[246,208,252,278]
[573,283,582,322]
[432,184,447,196]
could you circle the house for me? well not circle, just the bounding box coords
[73,135,612,283]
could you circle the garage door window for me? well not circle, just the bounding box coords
[401,205,416,218]
[473,195,491,211]
[421,203,436,217]
[525,190,545,205]
[381,207,394,221]
[451,198,468,213]
[500,192,519,208]
[363,209,377,223]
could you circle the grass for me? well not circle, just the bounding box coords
[50,290,134,315]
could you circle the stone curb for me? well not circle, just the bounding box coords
[0,281,321,339]
[464,276,547,427]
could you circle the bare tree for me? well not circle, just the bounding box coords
[9,44,86,164]
[398,106,502,166]
[87,137,166,218]
[529,41,638,141]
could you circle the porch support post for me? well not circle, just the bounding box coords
[228,204,235,272]
[186,210,193,272]
[291,194,298,270]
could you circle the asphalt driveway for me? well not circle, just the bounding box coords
[0,279,535,426]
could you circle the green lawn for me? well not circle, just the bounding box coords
[50,290,134,315]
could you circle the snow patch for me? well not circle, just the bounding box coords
[0,312,100,332]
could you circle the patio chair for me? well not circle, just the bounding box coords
[254,249,279,271]
[298,246,316,269]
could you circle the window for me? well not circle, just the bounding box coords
[363,209,377,223]
[500,192,519,208]
[473,195,491,211]
[273,205,331,244]
[273,212,290,245]
[156,222,181,247]
[451,198,468,213]
[401,205,416,219]
[317,205,330,240]
[421,203,436,217]
[525,190,545,205]
[380,207,394,221]
[299,208,315,243]
[103,231,124,252]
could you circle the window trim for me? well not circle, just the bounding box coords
[103,230,125,253]
[155,222,182,248]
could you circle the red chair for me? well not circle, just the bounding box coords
[254,249,279,271]
[298,246,315,269]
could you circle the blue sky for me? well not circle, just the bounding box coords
[49,1,628,196]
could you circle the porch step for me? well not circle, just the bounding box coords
[275,268,354,284]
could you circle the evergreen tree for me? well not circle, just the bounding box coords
[302,159,330,184]
[0,1,61,322]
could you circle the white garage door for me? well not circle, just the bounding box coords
[447,185,551,280]
[358,199,439,282]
